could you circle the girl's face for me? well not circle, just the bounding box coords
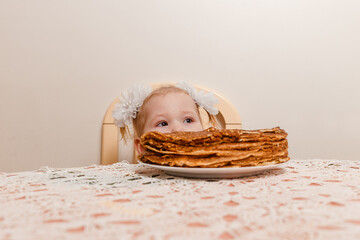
[141,92,203,134]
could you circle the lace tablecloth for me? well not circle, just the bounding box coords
[1,160,360,240]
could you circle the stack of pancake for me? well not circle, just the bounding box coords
[139,127,289,168]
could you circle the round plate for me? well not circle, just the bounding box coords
[139,162,285,179]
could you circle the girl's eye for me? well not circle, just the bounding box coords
[156,121,168,127]
[184,118,193,124]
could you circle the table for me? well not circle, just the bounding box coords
[1,160,360,240]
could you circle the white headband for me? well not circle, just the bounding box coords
[112,82,219,128]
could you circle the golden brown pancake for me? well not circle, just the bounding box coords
[139,127,290,168]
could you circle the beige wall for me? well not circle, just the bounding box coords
[1,0,360,172]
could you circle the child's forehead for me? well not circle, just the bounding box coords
[153,90,188,98]
[143,91,196,110]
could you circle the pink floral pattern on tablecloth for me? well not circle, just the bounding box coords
[1,159,360,240]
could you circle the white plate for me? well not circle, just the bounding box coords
[139,162,285,179]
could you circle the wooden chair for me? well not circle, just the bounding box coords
[101,83,242,165]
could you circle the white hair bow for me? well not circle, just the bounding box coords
[112,85,152,127]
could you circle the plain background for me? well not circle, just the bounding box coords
[1,0,359,172]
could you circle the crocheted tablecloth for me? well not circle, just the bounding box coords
[1,160,360,240]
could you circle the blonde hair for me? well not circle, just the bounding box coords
[119,85,218,141]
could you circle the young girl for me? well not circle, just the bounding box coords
[112,82,219,154]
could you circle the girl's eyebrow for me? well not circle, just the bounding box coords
[147,114,166,124]
[180,110,197,115]
[150,113,166,119]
